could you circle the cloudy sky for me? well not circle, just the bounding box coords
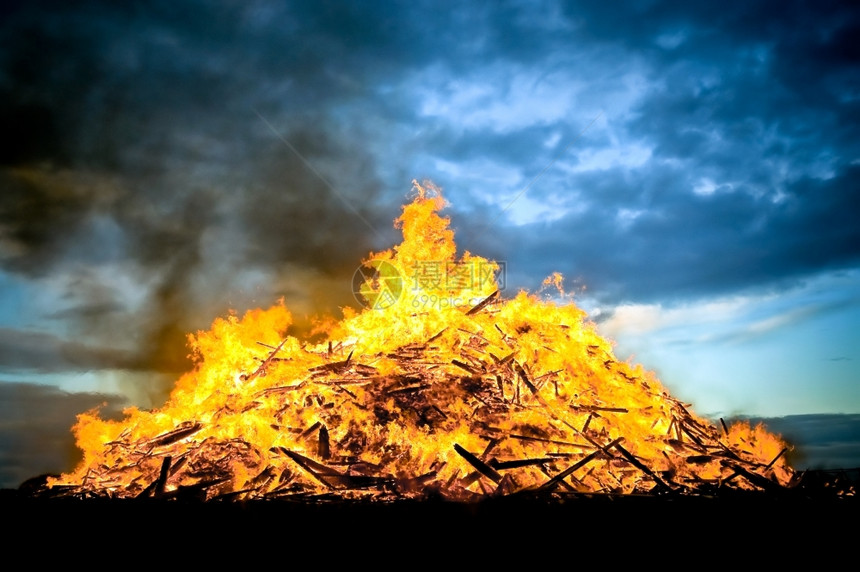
[1,0,859,487]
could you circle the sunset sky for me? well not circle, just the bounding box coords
[1,0,858,487]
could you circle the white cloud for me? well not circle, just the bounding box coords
[616,207,645,228]
[416,64,583,133]
[543,131,562,148]
[693,178,718,196]
[598,297,754,338]
[560,136,652,174]
[503,193,570,226]
[598,269,860,346]
[655,31,687,50]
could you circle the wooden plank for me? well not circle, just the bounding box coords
[452,359,479,374]
[385,383,431,395]
[510,434,591,448]
[561,418,606,451]
[453,443,502,484]
[489,457,554,470]
[494,324,509,338]
[318,425,330,460]
[300,421,322,438]
[582,413,593,433]
[612,442,674,493]
[538,465,577,492]
[514,362,538,395]
[167,454,188,477]
[281,450,340,489]
[154,455,171,497]
[309,350,355,374]
[145,422,203,448]
[314,378,377,385]
[466,290,499,315]
[570,405,629,414]
[427,328,447,342]
[482,438,500,458]
[764,447,788,470]
[539,450,601,491]
[495,473,517,496]
[135,455,172,499]
[431,404,448,419]
[457,328,493,345]
[256,382,307,395]
[724,463,781,492]
[243,337,289,382]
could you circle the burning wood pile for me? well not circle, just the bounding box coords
[42,182,799,503]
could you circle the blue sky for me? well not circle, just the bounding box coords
[1,0,859,487]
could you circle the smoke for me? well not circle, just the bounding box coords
[0,382,127,489]
[0,2,395,406]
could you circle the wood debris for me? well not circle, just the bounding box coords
[38,313,805,503]
[34,184,854,505]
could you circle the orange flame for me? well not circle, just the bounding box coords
[49,180,795,501]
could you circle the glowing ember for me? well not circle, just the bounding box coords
[46,181,796,502]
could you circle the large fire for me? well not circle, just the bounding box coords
[46,181,795,502]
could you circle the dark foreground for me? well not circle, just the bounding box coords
[3,482,857,562]
[2,469,854,563]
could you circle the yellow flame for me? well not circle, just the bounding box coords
[50,180,796,501]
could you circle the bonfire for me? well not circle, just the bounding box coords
[45,181,796,502]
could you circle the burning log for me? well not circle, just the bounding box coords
[489,457,554,470]
[318,426,330,460]
[136,456,173,499]
[452,359,479,374]
[242,338,289,382]
[540,451,602,491]
[466,290,499,315]
[514,362,538,395]
[765,447,788,470]
[144,422,203,448]
[280,449,342,489]
[612,443,674,493]
[509,434,591,449]
[454,444,502,484]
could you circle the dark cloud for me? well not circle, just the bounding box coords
[0,0,857,392]
[742,414,860,470]
[492,160,860,304]
[0,0,402,390]
[0,327,145,373]
[458,0,860,304]
[0,382,126,489]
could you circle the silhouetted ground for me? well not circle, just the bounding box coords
[3,469,856,561]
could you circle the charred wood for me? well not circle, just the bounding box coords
[466,290,499,315]
[454,444,503,484]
